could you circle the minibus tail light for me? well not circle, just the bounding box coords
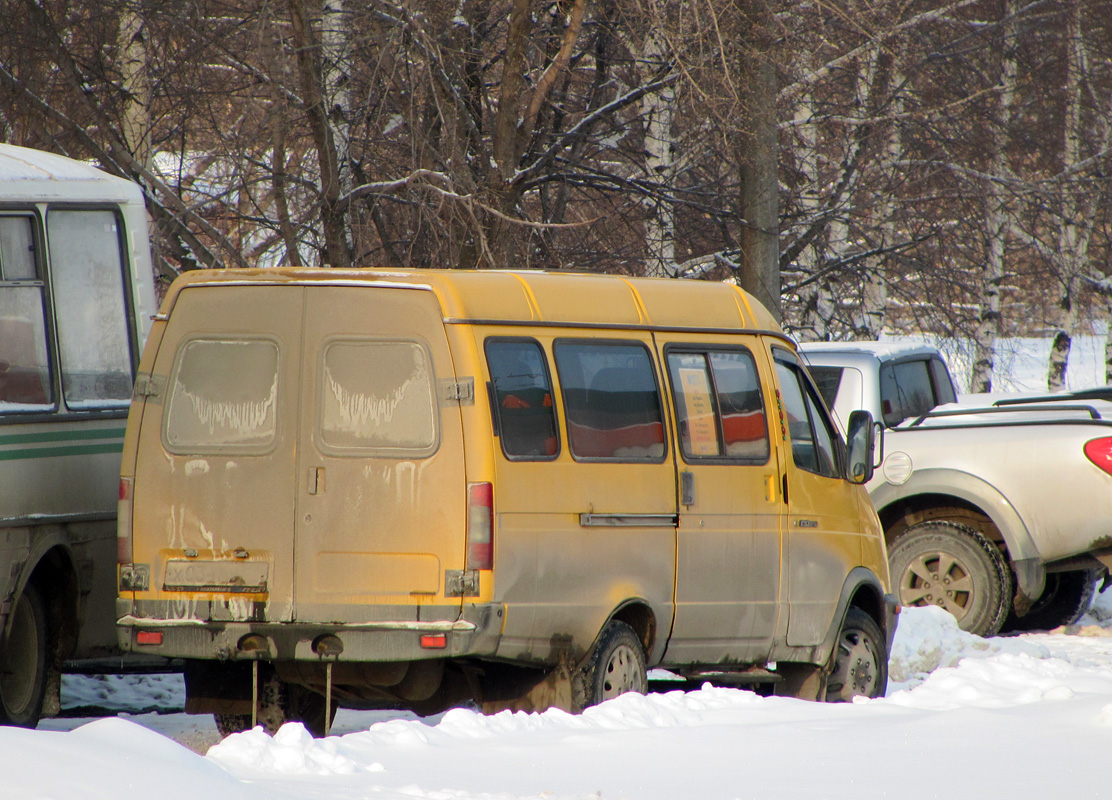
[467,482,493,570]
[117,477,134,563]
[1084,437,1112,476]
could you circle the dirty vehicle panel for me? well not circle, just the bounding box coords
[119,269,894,722]
[127,284,470,659]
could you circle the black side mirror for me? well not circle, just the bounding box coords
[845,409,875,484]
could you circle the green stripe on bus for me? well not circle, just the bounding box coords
[0,442,124,460]
[0,427,126,446]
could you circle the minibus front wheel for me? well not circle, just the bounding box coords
[824,607,888,702]
[576,620,647,710]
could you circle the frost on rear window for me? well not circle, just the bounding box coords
[165,339,278,451]
[320,340,437,453]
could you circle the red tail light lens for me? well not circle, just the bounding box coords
[1084,438,1112,476]
[467,482,493,570]
[420,634,448,649]
[117,477,134,563]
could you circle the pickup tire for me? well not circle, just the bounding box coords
[889,521,1012,637]
[1004,569,1099,632]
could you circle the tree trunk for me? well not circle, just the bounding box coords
[736,1,780,320]
[288,0,352,269]
[321,0,356,256]
[971,0,1017,393]
[638,13,676,278]
[1045,0,1089,390]
[117,9,152,169]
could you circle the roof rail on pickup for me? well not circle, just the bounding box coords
[906,404,1109,427]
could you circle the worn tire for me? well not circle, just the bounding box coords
[214,672,335,738]
[889,520,1012,637]
[1004,569,1099,632]
[0,584,49,727]
[576,621,647,710]
[826,607,887,701]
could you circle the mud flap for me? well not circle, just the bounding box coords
[772,662,829,702]
[479,660,576,715]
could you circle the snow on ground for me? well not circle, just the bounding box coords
[7,594,1112,800]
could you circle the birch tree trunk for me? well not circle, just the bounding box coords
[971,0,1017,393]
[793,90,830,340]
[288,0,352,269]
[1047,1,1090,390]
[638,15,676,278]
[321,0,356,256]
[117,9,152,169]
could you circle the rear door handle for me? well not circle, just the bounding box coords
[308,466,325,495]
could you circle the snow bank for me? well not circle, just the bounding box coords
[24,603,1112,800]
[887,605,1050,688]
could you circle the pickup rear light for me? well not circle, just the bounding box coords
[1085,438,1112,476]
[117,477,134,563]
[467,482,493,570]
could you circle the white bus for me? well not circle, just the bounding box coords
[0,144,157,726]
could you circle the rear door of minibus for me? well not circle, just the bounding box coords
[129,283,466,626]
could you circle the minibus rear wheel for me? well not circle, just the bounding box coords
[577,620,647,710]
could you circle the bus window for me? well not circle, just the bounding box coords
[0,215,52,411]
[47,210,134,408]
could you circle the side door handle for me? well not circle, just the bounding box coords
[681,470,695,507]
[308,466,325,495]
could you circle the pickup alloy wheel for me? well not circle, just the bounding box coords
[889,520,1012,637]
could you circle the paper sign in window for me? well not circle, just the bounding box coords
[679,367,720,457]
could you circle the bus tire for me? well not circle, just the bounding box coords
[0,584,49,727]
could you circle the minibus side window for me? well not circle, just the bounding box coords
[773,354,840,479]
[0,215,53,411]
[554,340,666,462]
[47,209,133,409]
[485,339,559,459]
[667,349,769,463]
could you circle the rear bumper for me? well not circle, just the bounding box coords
[116,599,504,663]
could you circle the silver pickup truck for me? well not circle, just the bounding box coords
[799,341,1112,636]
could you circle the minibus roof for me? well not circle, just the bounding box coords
[164,267,786,335]
[0,144,143,205]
